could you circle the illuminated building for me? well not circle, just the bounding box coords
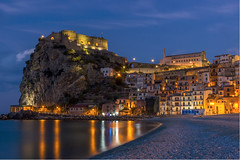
[102,102,119,116]
[10,105,35,112]
[100,68,116,77]
[159,48,209,67]
[61,30,108,50]
[69,103,96,116]
[213,54,239,65]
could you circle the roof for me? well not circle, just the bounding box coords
[102,102,116,105]
[117,97,129,100]
[166,51,202,58]
[173,93,181,96]
[224,85,234,87]
[70,104,89,108]
[215,54,230,57]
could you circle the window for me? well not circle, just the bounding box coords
[88,41,91,45]
[96,43,99,46]
[51,37,54,40]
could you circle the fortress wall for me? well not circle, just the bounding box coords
[44,32,62,42]
[77,34,108,50]
[61,30,77,41]
[127,68,161,73]
[60,30,108,50]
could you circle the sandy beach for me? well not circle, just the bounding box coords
[92,114,239,159]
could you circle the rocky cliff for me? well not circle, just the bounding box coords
[19,32,127,107]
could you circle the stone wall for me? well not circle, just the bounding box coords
[61,30,108,50]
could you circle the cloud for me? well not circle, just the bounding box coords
[226,48,239,55]
[0,2,19,13]
[206,2,238,14]
[16,48,34,61]
[136,11,194,19]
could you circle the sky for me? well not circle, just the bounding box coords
[0,0,239,113]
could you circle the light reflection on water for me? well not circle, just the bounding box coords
[39,120,45,159]
[54,120,60,159]
[0,120,160,159]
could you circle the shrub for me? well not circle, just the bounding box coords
[67,49,76,55]
[72,55,81,62]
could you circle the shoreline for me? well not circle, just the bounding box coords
[90,117,164,159]
[91,114,239,159]
[0,110,162,121]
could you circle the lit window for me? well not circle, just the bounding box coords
[88,41,91,45]
[68,36,71,40]
[96,43,99,46]
[51,37,54,40]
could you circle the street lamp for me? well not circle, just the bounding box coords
[151,59,154,63]
[133,58,136,61]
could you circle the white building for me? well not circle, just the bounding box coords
[213,54,239,65]
[100,68,115,77]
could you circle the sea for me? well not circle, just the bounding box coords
[0,120,160,158]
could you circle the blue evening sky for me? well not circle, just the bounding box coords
[0,0,239,113]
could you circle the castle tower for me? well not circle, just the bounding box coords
[163,48,166,58]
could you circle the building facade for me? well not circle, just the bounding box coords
[160,48,209,67]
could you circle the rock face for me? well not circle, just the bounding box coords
[19,32,127,107]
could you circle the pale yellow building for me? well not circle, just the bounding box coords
[160,48,209,67]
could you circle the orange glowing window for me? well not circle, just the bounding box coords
[88,41,91,45]
[68,36,71,40]
[96,43,99,46]
[51,37,54,40]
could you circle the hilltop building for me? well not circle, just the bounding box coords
[61,30,108,50]
[42,30,108,50]
[159,48,209,67]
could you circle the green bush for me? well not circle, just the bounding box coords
[72,55,81,62]
[67,49,76,55]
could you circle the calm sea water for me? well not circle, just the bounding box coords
[0,120,160,159]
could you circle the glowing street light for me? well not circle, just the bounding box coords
[151,59,154,63]
[133,58,136,61]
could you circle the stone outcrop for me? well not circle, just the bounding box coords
[19,32,127,107]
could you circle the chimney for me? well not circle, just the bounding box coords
[163,48,166,58]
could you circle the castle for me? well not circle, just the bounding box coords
[159,48,209,67]
[42,30,108,50]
